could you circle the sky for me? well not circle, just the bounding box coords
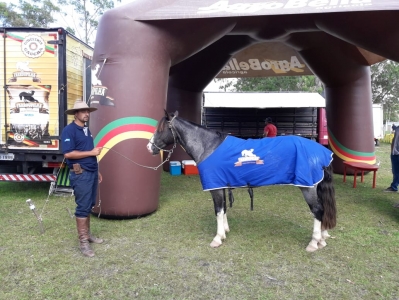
[51,0,134,44]
[3,0,135,44]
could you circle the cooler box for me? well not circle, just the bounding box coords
[169,161,181,176]
[182,160,199,175]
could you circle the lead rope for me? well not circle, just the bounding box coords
[98,143,176,171]
[94,146,176,218]
[25,160,68,234]
[27,117,178,233]
[95,123,178,217]
[96,159,102,217]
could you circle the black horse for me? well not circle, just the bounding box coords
[147,111,336,252]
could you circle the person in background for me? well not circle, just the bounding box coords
[61,100,103,257]
[263,117,277,137]
[384,126,399,198]
[392,123,397,133]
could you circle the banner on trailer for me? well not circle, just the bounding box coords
[1,31,59,150]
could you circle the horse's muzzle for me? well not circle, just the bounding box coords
[146,142,160,155]
[146,142,154,154]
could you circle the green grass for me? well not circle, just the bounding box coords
[1,143,399,299]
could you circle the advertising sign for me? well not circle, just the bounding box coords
[216,42,314,78]
[1,31,59,150]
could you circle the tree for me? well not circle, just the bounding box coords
[58,0,120,45]
[0,2,24,26]
[0,0,61,27]
[1,0,119,45]
[371,60,399,122]
[216,75,323,93]
[216,59,399,122]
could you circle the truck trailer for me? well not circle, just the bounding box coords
[0,27,93,183]
[201,92,328,145]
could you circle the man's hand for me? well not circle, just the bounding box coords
[98,172,102,183]
[92,147,103,156]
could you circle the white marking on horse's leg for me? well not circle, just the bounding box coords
[318,230,330,249]
[210,209,225,248]
[223,213,230,233]
[306,219,321,252]
[318,239,327,249]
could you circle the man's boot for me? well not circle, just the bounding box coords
[87,215,104,244]
[76,217,95,257]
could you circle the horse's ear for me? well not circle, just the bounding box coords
[174,111,179,117]
[164,109,170,120]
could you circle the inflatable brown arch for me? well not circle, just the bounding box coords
[89,0,399,218]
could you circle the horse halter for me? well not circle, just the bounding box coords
[148,115,178,164]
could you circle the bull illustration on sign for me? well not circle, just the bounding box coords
[16,61,32,72]
[19,91,39,103]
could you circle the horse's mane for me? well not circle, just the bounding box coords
[157,114,227,139]
[177,116,227,138]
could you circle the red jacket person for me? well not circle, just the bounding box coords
[263,117,277,137]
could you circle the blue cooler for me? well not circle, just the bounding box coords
[169,161,181,176]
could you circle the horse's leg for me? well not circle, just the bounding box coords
[223,189,230,233]
[307,219,322,252]
[319,230,331,249]
[321,230,331,239]
[209,189,227,248]
[299,186,324,252]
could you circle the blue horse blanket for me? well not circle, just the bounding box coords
[197,135,333,191]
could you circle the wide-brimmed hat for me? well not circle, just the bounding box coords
[65,100,97,115]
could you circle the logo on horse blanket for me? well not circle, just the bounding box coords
[235,148,264,166]
[198,135,333,191]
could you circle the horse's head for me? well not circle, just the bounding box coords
[147,110,178,155]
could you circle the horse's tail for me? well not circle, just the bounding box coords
[317,164,337,230]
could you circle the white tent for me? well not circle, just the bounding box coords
[203,92,326,108]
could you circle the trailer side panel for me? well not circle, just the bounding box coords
[1,30,60,151]
[65,34,93,121]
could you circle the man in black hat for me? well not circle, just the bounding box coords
[263,117,277,137]
[61,99,103,257]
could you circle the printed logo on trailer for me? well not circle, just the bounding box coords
[13,133,24,143]
[21,35,46,58]
[8,61,41,83]
[6,85,52,148]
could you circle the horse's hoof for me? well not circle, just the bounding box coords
[318,241,327,249]
[306,244,318,252]
[210,240,222,248]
